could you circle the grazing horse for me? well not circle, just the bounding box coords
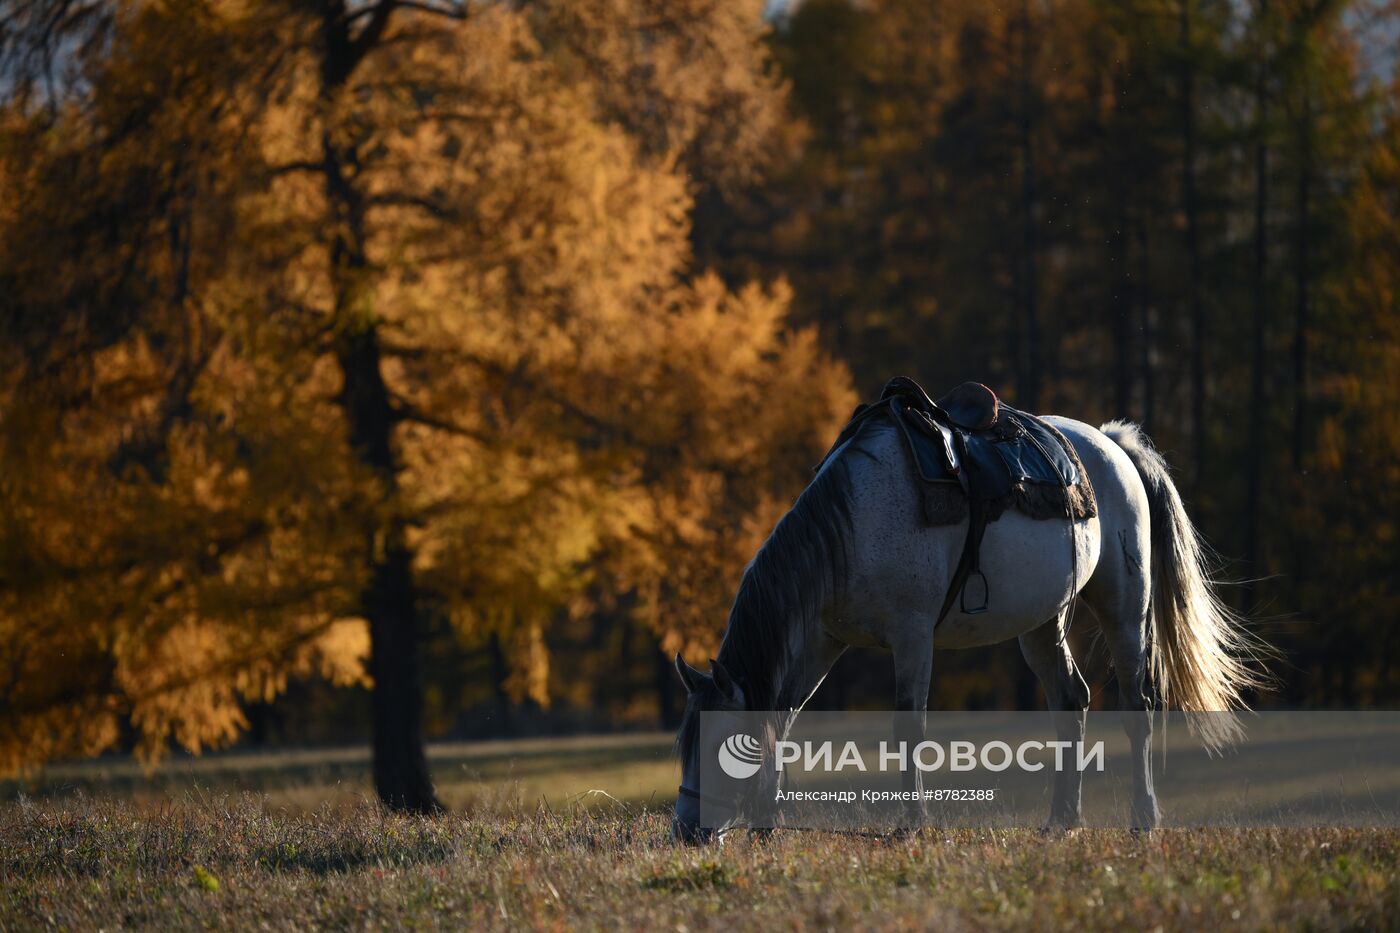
[672,414,1264,843]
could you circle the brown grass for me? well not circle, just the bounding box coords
[2,742,1398,931]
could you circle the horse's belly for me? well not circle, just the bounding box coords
[931,511,1100,649]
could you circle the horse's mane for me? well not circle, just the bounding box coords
[676,433,861,761]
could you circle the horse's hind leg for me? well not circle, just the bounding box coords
[1085,532,1160,830]
[1019,611,1090,829]
[1103,610,1159,830]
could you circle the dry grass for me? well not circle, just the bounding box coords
[2,741,1398,931]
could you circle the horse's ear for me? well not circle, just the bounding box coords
[675,654,705,694]
[710,658,739,702]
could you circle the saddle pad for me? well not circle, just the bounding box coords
[985,409,1080,489]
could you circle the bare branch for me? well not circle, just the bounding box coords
[268,160,326,177]
[369,191,453,219]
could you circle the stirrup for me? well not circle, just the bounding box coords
[960,569,989,614]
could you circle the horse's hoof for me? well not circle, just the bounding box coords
[1037,824,1081,839]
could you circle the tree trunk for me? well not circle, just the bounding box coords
[1108,62,1133,420]
[1111,202,1132,418]
[328,185,443,816]
[319,0,441,814]
[654,648,680,730]
[488,633,514,734]
[338,326,444,814]
[1138,214,1155,434]
[1179,0,1206,485]
[618,613,636,714]
[1017,0,1042,412]
[1243,0,1270,614]
[1292,88,1311,471]
[1287,68,1315,644]
[365,530,441,813]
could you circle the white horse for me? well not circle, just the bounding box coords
[673,414,1265,842]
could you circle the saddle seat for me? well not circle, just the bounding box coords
[878,376,1001,433]
[937,381,1000,431]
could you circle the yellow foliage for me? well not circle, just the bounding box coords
[0,0,851,775]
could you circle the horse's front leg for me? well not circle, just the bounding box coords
[891,621,935,831]
[765,634,846,840]
[1019,611,1091,830]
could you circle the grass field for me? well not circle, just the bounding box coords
[3,737,1399,931]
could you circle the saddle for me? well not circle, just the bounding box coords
[822,377,1096,629]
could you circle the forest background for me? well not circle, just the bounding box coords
[1,0,1397,811]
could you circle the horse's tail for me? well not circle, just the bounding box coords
[1100,420,1270,750]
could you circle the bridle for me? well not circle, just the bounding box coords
[676,782,743,814]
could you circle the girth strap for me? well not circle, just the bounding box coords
[935,431,990,627]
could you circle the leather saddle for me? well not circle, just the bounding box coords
[874,375,1078,499]
[823,376,1083,629]
[895,376,1000,431]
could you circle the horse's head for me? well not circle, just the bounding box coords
[671,655,775,845]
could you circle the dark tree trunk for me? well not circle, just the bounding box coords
[1109,64,1133,420]
[365,530,441,813]
[1016,0,1042,412]
[337,326,443,814]
[618,614,636,713]
[1288,77,1314,630]
[247,701,274,746]
[1111,203,1132,418]
[1243,0,1270,614]
[1137,214,1155,434]
[488,633,514,734]
[655,648,681,730]
[1179,0,1206,485]
[319,0,442,814]
[1292,89,1311,471]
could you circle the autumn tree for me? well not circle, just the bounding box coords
[0,0,853,809]
[0,0,373,777]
